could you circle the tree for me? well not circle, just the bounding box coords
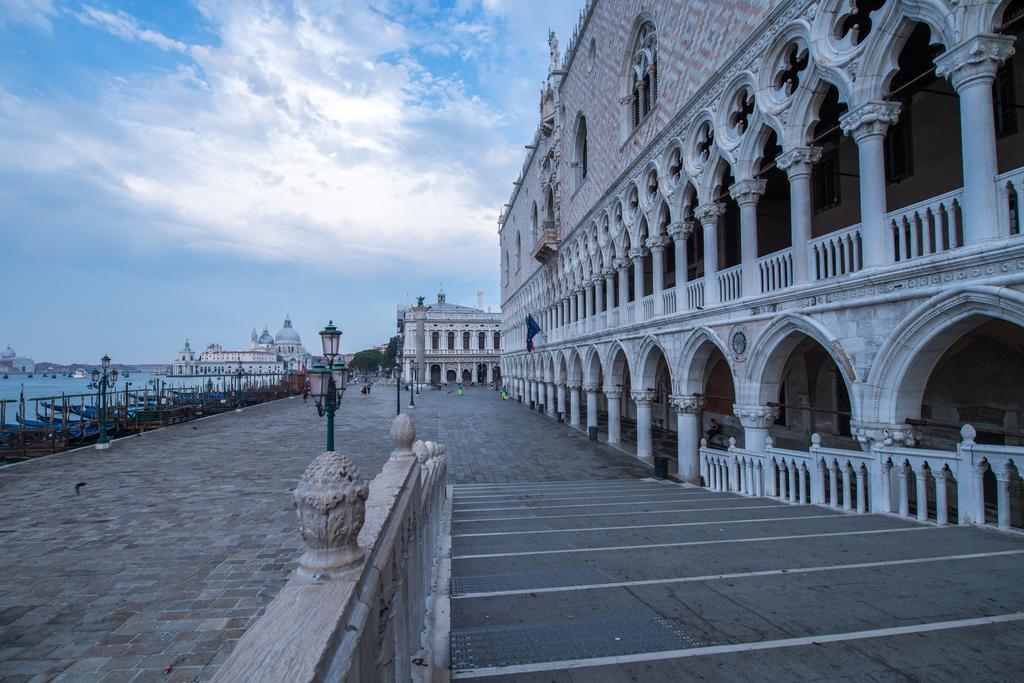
[349,349,388,375]
[384,335,400,367]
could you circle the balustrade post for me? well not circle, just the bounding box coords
[935,35,1015,242]
[671,394,704,484]
[695,202,725,305]
[916,467,929,522]
[777,147,821,283]
[787,461,797,503]
[842,464,853,511]
[798,464,807,504]
[829,461,839,508]
[604,386,623,444]
[856,466,867,513]
[934,467,949,526]
[840,102,902,268]
[730,179,766,298]
[897,463,910,518]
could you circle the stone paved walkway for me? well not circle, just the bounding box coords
[0,388,437,683]
[448,393,1024,681]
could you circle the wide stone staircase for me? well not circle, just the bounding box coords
[447,478,1024,680]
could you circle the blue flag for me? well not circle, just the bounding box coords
[525,314,542,352]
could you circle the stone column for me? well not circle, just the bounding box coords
[583,283,592,319]
[568,382,581,427]
[646,235,670,314]
[603,385,623,444]
[671,394,704,484]
[776,147,821,283]
[629,247,646,301]
[569,291,578,323]
[667,221,692,305]
[733,404,780,453]
[840,101,902,268]
[413,304,429,389]
[594,277,604,315]
[604,270,616,313]
[616,258,631,307]
[934,466,949,526]
[546,382,556,418]
[935,35,1016,242]
[577,288,586,321]
[633,390,656,463]
[486,364,493,384]
[556,382,566,421]
[730,179,767,298]
[584,384,600,432]
[694,202,725,305]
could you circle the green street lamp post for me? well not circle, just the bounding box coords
[395,347,402,417]
[89,354,119,450]
[309,321,349,451]
[233,362,246,412]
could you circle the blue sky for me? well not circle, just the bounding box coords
[0,0,582,364]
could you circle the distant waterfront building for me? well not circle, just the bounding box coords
[170,317,311,376]
[1,345,35,374]
[398,289,502,385]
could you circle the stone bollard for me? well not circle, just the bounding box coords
[293,452,369,579]
[390,413,416,459]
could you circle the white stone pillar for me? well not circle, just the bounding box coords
[694,202,725,305]
[556,383,566,421]
[584,384,600,432]
[667,221,692,303]
[935,35,1016,242]
[996,468,1012,530]
[546,382,556,418]
[604,385,623,444]
[840,101,902,268]
[776,147,821,284]
[934,467,948,526]
[915,467,928,522]
[733,404,779,453]
[604,270,616,313]
[616,258,630,308]
[671,394,704,484]
[568,382,581,427]
[897,463,910,518]
[633,390,656,463]
[646,235,669,314]
[730,179,767,298]
[629,247,646,301]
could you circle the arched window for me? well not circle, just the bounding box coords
[478,331,486,349]
[531,203,538,241]
[574,114,588,188]
[493,332,501,350]
[432,332,440,350]
[463,331,470,349]
[447,331,456,350]
[516,232,522,271]
[628,20,657,129]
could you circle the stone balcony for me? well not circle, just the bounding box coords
[531,221,560,263]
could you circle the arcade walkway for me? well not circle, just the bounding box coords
[449,395,1024,680]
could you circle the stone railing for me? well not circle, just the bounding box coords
[662,288,677,315]
[809,224,862,281]
[887,187,964,263]
[698,425,1024,533]
[757,248,794,294]
[685,279,704,310]
[641,293,656,321]
[213,415,449,682]
[996,167,1024,236]
[716,264,742,302]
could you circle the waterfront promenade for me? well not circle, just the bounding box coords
[4,386,1024,681]
[0,389,437,682]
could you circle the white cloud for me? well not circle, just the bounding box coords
[0,0,585,282]
[0,0,56,32]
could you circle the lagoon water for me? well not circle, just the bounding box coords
[0,372,229,404]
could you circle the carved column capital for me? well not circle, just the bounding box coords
[602,385,623,399]
[566,382,581,391]
[645,235,671,251]
[627,247,646,261]
[583,383,601,394]
[935,34,1016,91]
[631,389,657,405]
[728,179,767,206]
[614,257,631,271]
[293,452,369,579]
[839,101,902,141]
[775,146,822,177]
[670,394,705,414]
[732,404,780,429]
[693,201,726,225]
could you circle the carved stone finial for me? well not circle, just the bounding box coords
[960,424,977,444]
[765,436,774,449]
[811,433,822,447]
[293,452,369,579]
[700,438,708,447]
[412,439,429,463]
[728,436,737,448]
[390,413,416,459]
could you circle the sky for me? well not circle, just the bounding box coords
[0,0,583,364]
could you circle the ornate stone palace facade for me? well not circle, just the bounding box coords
[499,0,1024,527]
[399,290,502,386]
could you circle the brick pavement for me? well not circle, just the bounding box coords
[0,388,437,683]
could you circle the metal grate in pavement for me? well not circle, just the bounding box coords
[451,615,704,670]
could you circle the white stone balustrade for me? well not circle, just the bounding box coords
[213,415,449,683]
[808,225,862,281]
[887,187,964,263]
[685,279,704,310]
[716,264,742,302]
[662,288,677,315]
[626,302,636,324]
[757,248,794,294]
[808,435,873,514]
[641,294,656,321]
[996,167,1024,236]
